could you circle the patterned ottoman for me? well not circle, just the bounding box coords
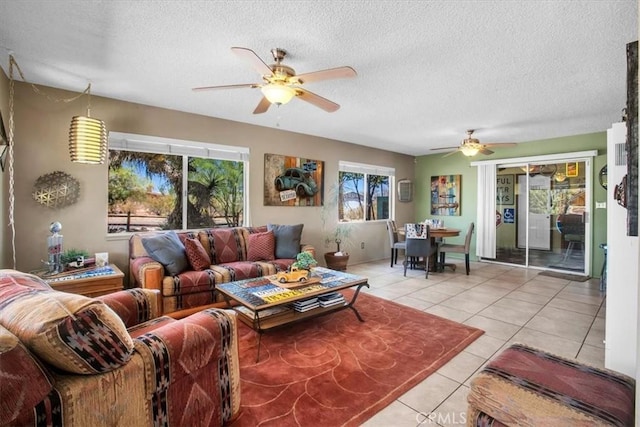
[467,343,635,426]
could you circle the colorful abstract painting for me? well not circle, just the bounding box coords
[264,153,324,206]
[430,175,461,216]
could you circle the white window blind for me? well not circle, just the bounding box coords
[339,161,395,176]
[108,132,250,161]
[476,164,497,259]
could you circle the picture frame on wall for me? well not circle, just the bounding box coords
[264,153,324,206]
[430,175,461,216]
[566,162,579,177]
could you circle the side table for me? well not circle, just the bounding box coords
[36,264,124,297]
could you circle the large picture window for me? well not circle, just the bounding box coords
[107,132,249,233]
[338,161,393,222]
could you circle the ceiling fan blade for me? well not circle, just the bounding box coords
[483,142,517,148]
[294,66,357,84]
[479,147,494,155]
[430,146,461,151]
[442,150,460,158]
[253,97,271,114]
[192,83,259,92]
[231,47,274,76]
[296,88,340,112]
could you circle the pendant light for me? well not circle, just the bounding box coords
[69,84,107,164]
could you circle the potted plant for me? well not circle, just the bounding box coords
[320,184,353,271]
[292,251,318,271]
[323,225,352,271]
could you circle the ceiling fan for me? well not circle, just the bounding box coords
[431,130,517,157]
[192,47,357,114]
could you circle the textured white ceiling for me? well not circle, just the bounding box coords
[0,1,637,156]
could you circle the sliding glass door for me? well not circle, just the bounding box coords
[493,158,590,274]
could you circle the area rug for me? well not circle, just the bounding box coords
[538,270,590,282]
[230,290,484,427]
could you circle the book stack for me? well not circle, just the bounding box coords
[318,292,345,308]
[292,297,320,312]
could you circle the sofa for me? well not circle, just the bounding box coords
[0,269,241,427]
[129,224,315,318]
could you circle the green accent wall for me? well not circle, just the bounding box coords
[415,132,607,277]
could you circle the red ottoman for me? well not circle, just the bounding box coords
[467,343,635,426]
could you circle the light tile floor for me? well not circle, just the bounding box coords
[346,258,606,427]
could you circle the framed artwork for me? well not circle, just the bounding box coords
[430,175,461,216]
[264,153,324,206]
[566,162,579,177]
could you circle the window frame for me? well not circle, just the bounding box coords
[107,132,250,234]
[338,161,395,222]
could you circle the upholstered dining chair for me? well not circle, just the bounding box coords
[439,222,475,275]
[386,220,406,267]
[403,223,437,278]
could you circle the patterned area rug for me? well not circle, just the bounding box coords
[230,290,484,427]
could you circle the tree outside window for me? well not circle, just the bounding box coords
[338,170,390,222]
[108,150,244,233]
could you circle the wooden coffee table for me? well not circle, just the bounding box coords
[217,267,369,360]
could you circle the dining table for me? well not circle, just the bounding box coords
[398,227,461,272]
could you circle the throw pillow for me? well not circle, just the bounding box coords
[247,231,275,261]
[0,271,134,375]
[184,237,211,270]
[141,231,189,276]
[267,223,303,259]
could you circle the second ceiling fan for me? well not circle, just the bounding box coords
[193,47,357,114]
[431,130,517,157]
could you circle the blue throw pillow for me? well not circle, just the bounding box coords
[267,223,303,259]
[141,231,189,276]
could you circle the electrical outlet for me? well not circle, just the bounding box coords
[360,242,365,249]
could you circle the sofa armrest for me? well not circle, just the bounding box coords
[134,309,241,425]
[130,256,164,291]
[98,288,162,328]
[301,244,316,259]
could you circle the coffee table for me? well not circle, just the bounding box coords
[217,267,369,361]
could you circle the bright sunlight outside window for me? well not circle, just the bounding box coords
[338,161,394,222]
[107,132,249,233]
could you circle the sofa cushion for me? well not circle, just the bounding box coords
[247,230,276,261]
[0,270,134,375]
[141,231,189,276]
[184,237,211,271]
[267,223,303,259]
[0,324,53,426]
[200,228,245,264]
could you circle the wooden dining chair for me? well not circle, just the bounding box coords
[438,222,474,275]
[386,220,406,267]
[403,224,437,278]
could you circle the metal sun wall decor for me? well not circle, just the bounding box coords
[264,153,324,206]
[32,171,80,208]
[430,175,461,216]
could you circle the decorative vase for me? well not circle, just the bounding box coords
[324,252,349,271]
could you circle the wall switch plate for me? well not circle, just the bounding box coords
[596,202,607,209]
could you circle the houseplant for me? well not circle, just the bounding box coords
[323,225,352,271]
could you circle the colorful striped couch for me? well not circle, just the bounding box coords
[129,226,315,318]
[0,269,241,426]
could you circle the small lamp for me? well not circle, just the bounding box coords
[69,84,107,164]
[261,83,296,105]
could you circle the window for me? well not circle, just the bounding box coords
[338,161,394,222]
[107,132,249,233]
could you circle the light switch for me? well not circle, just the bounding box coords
[596,202,607,209]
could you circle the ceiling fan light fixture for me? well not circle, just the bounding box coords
[460,145,480,156]
[261,83,296,105]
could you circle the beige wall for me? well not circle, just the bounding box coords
[5,82,415,282]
